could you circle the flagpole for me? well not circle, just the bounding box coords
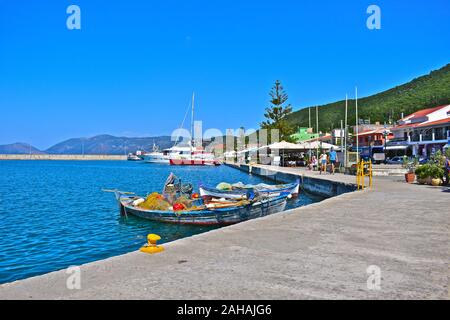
[316,105,319,158]
[309,107,312,159]
[191,91,195,149]
[340,119,344,169]
[309,107,311,129]
[344,94,348,168]
[355,87,359,163]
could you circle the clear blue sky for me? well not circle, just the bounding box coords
[1,0,449,149]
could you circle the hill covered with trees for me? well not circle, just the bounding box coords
[285,63,450,132]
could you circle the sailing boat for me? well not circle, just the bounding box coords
[169,93,220,166]
[143,93,220,165]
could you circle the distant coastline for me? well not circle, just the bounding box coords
[0,154,127,161]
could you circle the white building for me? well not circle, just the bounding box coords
[389,105,450,157]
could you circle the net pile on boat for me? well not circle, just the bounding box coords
[138,192,171,210]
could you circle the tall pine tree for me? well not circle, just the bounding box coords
[260,80,295,142]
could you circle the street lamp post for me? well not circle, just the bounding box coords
[382,123,389,163]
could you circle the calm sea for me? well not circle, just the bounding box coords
[0,160,322,284]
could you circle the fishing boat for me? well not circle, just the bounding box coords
[127,153,143,161]
[199,180,300,200]
[169,148,221,166]
[143,145,193,164]
[143,151,169,164]
[114,191,288,225]
[105,173,289,225]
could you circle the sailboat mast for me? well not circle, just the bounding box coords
[191,92,195,148]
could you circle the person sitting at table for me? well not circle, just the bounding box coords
[309,155,318,171]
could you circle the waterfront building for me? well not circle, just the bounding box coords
[291,127,319,143]
[387,104,450,157]
[356,128,393,147]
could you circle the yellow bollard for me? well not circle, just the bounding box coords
[357,160,373,190]
[140,234,164,254]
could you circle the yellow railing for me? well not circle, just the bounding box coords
[356,160,373,190]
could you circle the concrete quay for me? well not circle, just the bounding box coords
[0,165,448,299]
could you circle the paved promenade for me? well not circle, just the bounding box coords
[0,166,448,299]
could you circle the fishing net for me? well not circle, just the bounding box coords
[138,192,171,211]
[174,195,193,209]
[216,182,232,190]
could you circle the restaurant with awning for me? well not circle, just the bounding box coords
[258,141,314,166]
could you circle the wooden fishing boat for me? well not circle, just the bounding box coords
[199,180,300,200]
[114,192,288,225]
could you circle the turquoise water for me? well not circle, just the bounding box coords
[0,161,321,284]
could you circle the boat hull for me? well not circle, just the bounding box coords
[169,158,220,166]
[120,195,287,225]
[199,182,300,200]
[143,154,170,164]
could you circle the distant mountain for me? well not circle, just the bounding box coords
[45,134,174,155]
[0,143,46,155]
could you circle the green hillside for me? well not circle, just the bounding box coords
[286,63,450,132]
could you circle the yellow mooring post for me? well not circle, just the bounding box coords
[140,234,164,254]
[356,161,360,189]
[357,160,373,190]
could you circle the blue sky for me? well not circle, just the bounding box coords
[0,0,449,149]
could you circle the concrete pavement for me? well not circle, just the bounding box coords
[0,167,448,299]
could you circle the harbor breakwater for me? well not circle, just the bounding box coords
[0,154,127,161]
[226,163,357,198]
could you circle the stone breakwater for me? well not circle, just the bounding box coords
[0,154,127,161]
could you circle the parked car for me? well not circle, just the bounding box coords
[386,156,404,164]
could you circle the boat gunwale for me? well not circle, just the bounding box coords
[199,181,299,194]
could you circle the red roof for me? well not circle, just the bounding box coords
[417,117,450,127]
[400,105,448,121]
[392,123,420,130]
[356,128,389,137]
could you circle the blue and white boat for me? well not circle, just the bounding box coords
[199,180,300,201]
[114,192,289,226]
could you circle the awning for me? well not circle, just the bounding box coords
[297,141,341,151]
[258,141,305,150]
[385,145,408,150]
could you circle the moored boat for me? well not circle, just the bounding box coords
[127,153,143,161]
[199,180,300,200]
[115,192,288,225]
[169,149,221,166]
[143,152,170,164]
[106,173,291,225]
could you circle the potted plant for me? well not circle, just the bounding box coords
[429,164,444,186]
[403,157,416,183]
[415,165,427,184]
